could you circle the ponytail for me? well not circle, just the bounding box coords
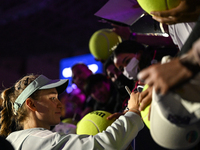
[0,87,15,137]
[0,74,39,137]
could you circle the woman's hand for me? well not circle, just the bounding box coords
[112,24,131,40]
[139,86,152,111]
[107,111,126,120]
[127,92,140,115]
[137,59,193,95]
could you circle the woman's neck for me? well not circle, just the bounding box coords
[23,121,50,130]
[23,114,50,130]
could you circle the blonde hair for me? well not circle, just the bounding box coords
[0,74,40,137]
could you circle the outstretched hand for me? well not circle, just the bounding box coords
[150,0,200,24]
[137,58,193,95]
[107,111,127,120]
[111,24,131,40]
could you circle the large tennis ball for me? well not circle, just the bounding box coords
[137,0,181,15]
[140,84,150,129]
[76,110,116,135]
[89,29,122,60]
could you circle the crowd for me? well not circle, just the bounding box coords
[0,0,200,149]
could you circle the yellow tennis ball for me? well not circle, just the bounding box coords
[76,110,116,135]
[89,29,122,60]
[61,118,78,125]
[140,84,150,129]
[137,0,181,15]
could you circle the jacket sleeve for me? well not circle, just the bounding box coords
[58,111,144,150]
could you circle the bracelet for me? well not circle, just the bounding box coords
[129,32,137,41]
[126,107,140,114]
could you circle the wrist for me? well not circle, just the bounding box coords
[127,108,141,116]
[180,55,200,75]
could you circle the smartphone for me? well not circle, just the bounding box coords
[137,85,144,93]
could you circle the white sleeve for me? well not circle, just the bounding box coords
[59,112,144,150]
[168,22,196,50]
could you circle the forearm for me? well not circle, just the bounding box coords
[94,112,144,150]
[129,32,175,47]
[180,38,200,74]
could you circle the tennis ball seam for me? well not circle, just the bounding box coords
[165,0,168,10]
[85,119,100,133]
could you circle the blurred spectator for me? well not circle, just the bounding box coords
[84,73,123,113]
[104,55,135,109]
[59,89,86,122]
[113,40,154,81]
[72,63,92,92]
[71,63,96,117]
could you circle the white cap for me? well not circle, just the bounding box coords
[150,74,200,150]
[14,75,68,112]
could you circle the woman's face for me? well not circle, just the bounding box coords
[113,53,137,72]
[34,88,63,128]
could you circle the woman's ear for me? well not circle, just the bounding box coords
[26,98,36,112]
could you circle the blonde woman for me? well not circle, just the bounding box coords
[0,74,143,150]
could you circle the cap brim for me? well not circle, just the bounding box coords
[14,75,69,112]
[39,79,68,94]
[150,89,200,150]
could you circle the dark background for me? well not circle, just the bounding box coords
[0,0,163,89]
[0,1,176,149]
[0,0,111,88]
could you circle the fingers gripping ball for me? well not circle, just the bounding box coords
[140,84,151,129]
[89,29,122,60]
[76,110,116,135]
[137,0,181,15]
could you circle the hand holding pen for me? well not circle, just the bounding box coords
[125,86,140,116]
